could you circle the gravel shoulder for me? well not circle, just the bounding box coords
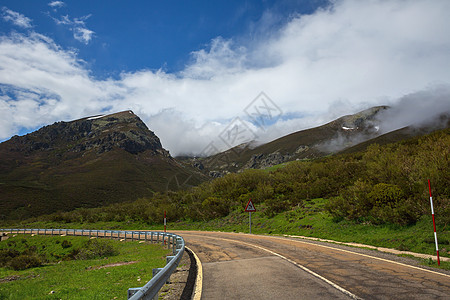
[160,248,197,300]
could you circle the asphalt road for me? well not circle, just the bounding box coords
[175,231,450,300]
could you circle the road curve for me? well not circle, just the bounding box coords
[174,231,450,300]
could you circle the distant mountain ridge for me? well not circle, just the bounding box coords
[1,107,448,220]
[183,106,449,176]
[0,111,206,220]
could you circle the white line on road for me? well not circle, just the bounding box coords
[271,235,450,279]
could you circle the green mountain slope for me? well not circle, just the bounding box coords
[0,111,206,220]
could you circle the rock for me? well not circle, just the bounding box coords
[243,151,292,170]
[8,110,165,156]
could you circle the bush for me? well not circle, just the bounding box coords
[61,240,72,249]
[326,181,421,225]
[9,254,43,270]
[264,196,290,218]
[0,249,20,267]
[73,239,118,260]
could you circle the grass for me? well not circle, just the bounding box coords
[166,198,450,269]
[0,234,171,299]
[5,198,449,273]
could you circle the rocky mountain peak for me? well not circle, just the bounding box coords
[6,110,168,156]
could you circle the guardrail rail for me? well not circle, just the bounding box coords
[0,228,185,300]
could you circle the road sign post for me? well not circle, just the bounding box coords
[245,199,256,234]
[249,212,252,234]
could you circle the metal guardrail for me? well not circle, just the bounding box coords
[0,228,185,300]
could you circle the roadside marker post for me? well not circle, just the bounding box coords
[164,211,167,246]
[428,180,440,266]
[245,199,256,234]
[164,211,167,233]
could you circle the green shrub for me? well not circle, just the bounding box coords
[368,183,404,206]
[61,240,72,249]
[0,249,20,267]
[9,254,43,270]
[73,239,118,260]
[264,196,290,218]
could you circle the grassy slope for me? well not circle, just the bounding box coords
[0,235,170,299]
[16,197,449,271]
[0,148,205,219]
[172,199,449,257]
[169,199,450,270]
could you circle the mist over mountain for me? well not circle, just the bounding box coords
[374,85,450,134]
[183,103,449,177]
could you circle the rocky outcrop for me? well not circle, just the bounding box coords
[243,151,292,169]
[7,110,167,156]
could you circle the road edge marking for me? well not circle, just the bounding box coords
[186,246,203,300]
[284,234,450,262]
[274,235,450,279]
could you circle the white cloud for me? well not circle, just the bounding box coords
[51,14,94,44]
[376,85,450,133]
[73,27,94,44]
[1,0,450,156]
[182,37,248,79]
[1,7,32,28]
[48,1,65,9]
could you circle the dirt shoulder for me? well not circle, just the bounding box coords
[160,248,197,300]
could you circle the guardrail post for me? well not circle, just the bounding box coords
[152,268,163,299]
[153,268,163,276]
[127,288,140,299]
[145,231,148,242]
[166,256,175,264]
[166,256,175,283]
[176,237,183,250]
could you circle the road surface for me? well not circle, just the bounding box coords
[175,231,450,300]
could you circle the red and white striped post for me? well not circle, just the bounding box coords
[164,210,167,233]
[428,180,440,266]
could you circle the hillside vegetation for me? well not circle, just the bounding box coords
[30,128,449,230]
[0,111,206,220]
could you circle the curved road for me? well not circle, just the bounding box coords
[176,231,450,300]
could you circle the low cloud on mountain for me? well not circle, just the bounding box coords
[1,0,450,156]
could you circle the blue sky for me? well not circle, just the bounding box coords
[1,0,450,156]
[1,0,325,77]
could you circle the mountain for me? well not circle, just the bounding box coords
[339,113,450,155]
[185,106,448,176]
[0,111,206,220]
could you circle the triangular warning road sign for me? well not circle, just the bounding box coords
[245,199,256,212]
